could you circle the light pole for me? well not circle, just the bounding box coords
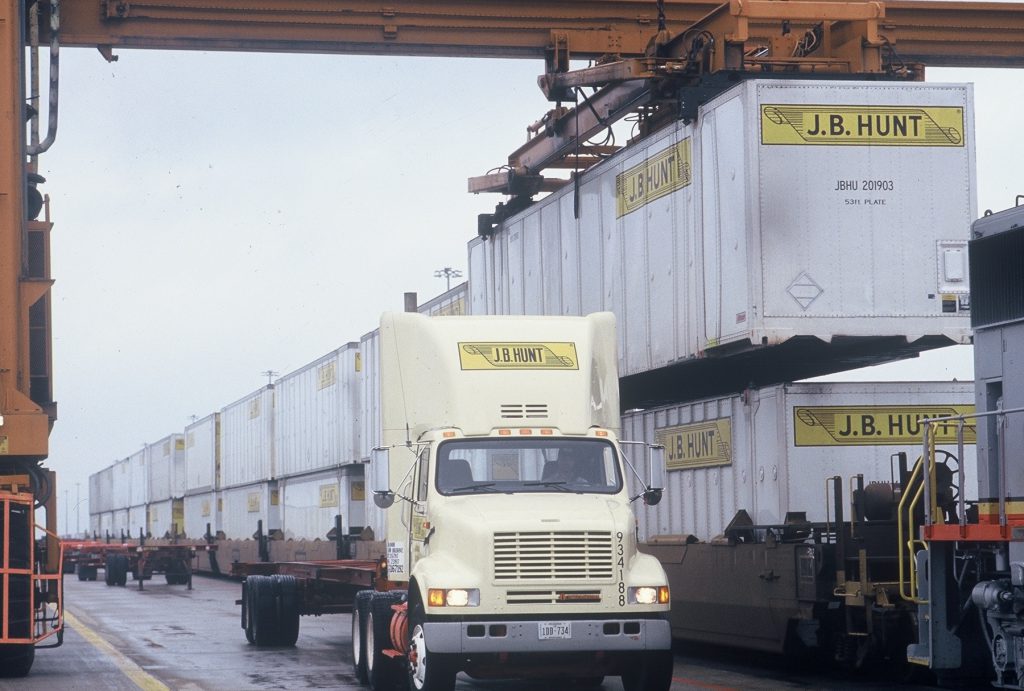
[76,482,81,534]
[434,267,463,292]
[63,488,69,537]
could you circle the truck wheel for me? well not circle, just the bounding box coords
[352,590,373,683]
[272,575,300,646]
[115,556,129,587]
[249,576,278,647]
[104,556,115,586]
[407,602,457,691]
[84,566,98,581]
[0,644,35,677]
[241,579,255,644]
[77,567,88,581]
[165,560,189,586]
[621,650,673,691]
[367,592,401,691]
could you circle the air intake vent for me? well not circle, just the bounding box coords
[494,531,613,581]
[971,224,1024,328]
[499,404,549,419]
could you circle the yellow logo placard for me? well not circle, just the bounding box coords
[616,139,692,217]
[319,484,339,508]
[761,105,964,146]
[201,499,211,517]
[459,342,578,370]
[656,419,732,471]
[794,405,976,446]
[317,361,336,390]
[247,492,261,513]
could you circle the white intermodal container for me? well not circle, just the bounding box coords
[221,386,275,488]
[469,80,975,406]
[99,512,112,538]
[90,466,114,514]
[621,381,977,542]
[220,482,280,540]
[148,433,186,502]
[183,491,218,540]
[128,448,148,507]
[275,344,361,478]
[185,413,220,494]
[127,504,147,539]
[278,467,366,541]
[111,508,129,537]
[111,458,131,510]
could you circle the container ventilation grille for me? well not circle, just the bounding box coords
[499,404,549,419]
[493,531,613,581]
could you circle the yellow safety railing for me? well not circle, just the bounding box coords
[897,454,928,603]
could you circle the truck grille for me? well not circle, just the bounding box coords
[499,403,548,419]
[493,531,613,581]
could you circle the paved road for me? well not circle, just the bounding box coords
[2,573,923,690]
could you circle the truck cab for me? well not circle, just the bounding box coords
[360,311,672,691]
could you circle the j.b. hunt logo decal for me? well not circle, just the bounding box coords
[793,405,976,446]
[761,105,964,146]
[615,139,692,217]
[459,342,579,370]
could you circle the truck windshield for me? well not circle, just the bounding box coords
[435,438,622,496]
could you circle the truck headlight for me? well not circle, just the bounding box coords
[428,588,480,607]
[628,586,670,605]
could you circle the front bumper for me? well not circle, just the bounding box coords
[423,616,671,654]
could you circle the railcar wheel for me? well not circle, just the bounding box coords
[351,590,373,682]
[407,601,456,691]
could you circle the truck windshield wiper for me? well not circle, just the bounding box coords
[449,482,498,493]
[523,481,574,492]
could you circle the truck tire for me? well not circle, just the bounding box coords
[407,601,457,691]
[352,590,373,683]
[77,566,88,581]
[241,579,255,644]
[249,575,278,647]
[104,556,116,586]
[82,565,98,581]
[272,575,301,646]
[165,560,189,586]
[621,649,673,691]
[0,644,35,678]
[366,591,401,691]
[115,556,129,587]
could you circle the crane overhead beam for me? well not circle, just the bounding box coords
[45,1,1024,68]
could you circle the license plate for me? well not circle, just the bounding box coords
[538,621,571,640]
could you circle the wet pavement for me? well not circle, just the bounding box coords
[2,573,927,690]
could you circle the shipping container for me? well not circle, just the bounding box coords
[112,508,129,537]
[99,512,112,538]
[418,281,468,316]
[88,513,100,536]
[470,80,976,407]
[111,458,131,510]
[89,467,114,514]
[219,482,279,540]
[183,492,218,541]
[275,345,361,479]
[621,381,977,542]
[221,386,275,487]
[128,448,148,507]
[146,498,184,539]
[127,504,148,539]
[185,413,220,493]
[148,433,186,502]
[278,466,366,541]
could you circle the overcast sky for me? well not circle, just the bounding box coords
[35,46,1022,532]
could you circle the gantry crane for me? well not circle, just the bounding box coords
[2,0,1024,677]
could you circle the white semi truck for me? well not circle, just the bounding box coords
[356,311,672,691]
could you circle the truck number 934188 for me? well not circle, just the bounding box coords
[616,531,626,606]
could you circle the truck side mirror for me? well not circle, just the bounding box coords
[639,445,665,505]
[370,448,395,509]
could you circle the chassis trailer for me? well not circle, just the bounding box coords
[64,540,214,589]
